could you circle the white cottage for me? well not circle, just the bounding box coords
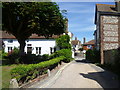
[1,31,74,56]
[1,31,60,55]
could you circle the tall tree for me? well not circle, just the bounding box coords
[2,2,65,54]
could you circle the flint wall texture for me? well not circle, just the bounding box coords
[102,15,119,50]
[101,15,119,64]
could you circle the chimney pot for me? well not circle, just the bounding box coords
[75,37,77,40]
[115,0,120,12]
[83,37,86,44]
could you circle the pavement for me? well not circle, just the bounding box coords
[29,57,120,88]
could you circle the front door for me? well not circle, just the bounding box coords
[27,47,32,54]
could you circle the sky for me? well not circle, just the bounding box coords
[57,1,115,43]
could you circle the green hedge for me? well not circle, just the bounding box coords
[86,49,100,63]
[11,56,65,84]
[50,49,72,62]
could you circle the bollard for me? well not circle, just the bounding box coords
[47,69,50,77]
[9,78,19,88]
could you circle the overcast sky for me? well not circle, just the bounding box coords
[57,1,115,43]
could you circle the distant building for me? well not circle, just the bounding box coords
[83,40,95,50]
[94,1,120,64]
[71,37,81,51]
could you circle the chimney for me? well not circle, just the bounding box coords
[75,37,77,40]
[115,0,120,12]
[83,37,86,44]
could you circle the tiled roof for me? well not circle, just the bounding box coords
[0,31,59,39]
[96,4,116,12]
[83,40,95,45]
[71,40,80,45]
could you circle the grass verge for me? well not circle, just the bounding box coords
[2,65,17,88]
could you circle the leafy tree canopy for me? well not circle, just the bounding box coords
[2,2,66,53]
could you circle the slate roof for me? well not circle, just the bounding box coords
[0,31,59,39]
[83,40,95,45]
[96,4,116,12]
[95,3,119,24]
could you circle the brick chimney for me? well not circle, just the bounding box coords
[115,0,120,12]
[75,37,77,40]
[83,37,86,44]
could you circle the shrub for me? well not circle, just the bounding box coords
[2,52,8,59]
[53,49,72,62]
[86,49,100,63]
[41,54,50,61]
[56,35,71,50]
[11,56,65,85]
[20,54,37,64]
[7,47,20,64]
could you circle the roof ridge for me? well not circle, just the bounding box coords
[96,4,115,6]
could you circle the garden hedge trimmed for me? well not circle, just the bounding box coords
[11,56,65,84]
[49,49,72,62]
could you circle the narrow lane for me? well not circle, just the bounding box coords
[44,58,119,88]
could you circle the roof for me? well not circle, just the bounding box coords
[83,40,95,45]
[0,31,59,39]
[71,40,80,45]
[95,3,119,24]
[96,4,116,13]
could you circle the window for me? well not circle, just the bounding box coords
[8,40,13,43]
[50,47,56,54]
[8,47,12,52]
[87,45,92,49]
[27,44,32,46]
[54,47,56,52]
[50,47,53,54]
[36,47,41,54]
[27,47,32,54]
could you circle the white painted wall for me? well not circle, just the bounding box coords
[3,38,58,55]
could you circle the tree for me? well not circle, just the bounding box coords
[2,2,66,54]
[56,35,71,50]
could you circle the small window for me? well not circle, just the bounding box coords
[54,47,56,52]
[8,47,12,52]
[27,44,32,46]
[50,47,53,54]
[36,47,41,54]
[8,40,13,43]
[50,47,56,54]
[87,45,92,49]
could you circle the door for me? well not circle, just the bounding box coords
[27,47,32,54]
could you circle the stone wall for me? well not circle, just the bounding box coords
[101,15,119,64]
[102,15,119,50]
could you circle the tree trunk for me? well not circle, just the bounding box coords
[18,39,26,55]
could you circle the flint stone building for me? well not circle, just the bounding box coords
[94,1,120,64]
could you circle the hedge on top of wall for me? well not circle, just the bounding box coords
[11,56,66,85]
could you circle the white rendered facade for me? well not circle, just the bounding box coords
[3,38,58,55]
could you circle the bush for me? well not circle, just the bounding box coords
[11,56,65,84]
[86,49,100,63]
[52,49,72,62]
[2,52,8,59]
[56,35,71,50]
[7,47,20,64]
[20,54,38,64]
[41,54,49,61]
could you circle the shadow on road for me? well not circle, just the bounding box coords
[80,71,120,88]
